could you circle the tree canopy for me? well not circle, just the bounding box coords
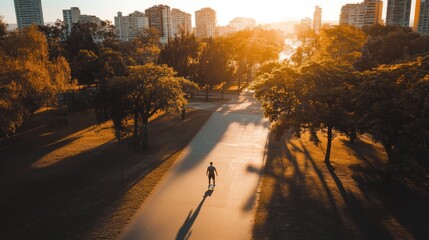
[0,26,71,140]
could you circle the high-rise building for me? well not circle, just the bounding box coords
[228,17,256,31]
[145,5,173,43]
[340,0,383,28]
[63,7,81,36]
[386,0,413,27]
[364,0,384,26]
[313,6,322,33]
[171,8,192,36]
[114,11,149,41]
[417,0,429,35]
[195,8,217,38]
[14,0,44,28]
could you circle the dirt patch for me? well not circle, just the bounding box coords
[253,132,429,240]
[0,108,212,240]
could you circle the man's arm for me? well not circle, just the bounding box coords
[215,168,218,176]
[206,167,209,176]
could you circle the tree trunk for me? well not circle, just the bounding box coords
[118,136,124,181]
[324,125,333,164]
[205,85,209,102]
[141,117,149,149]
[133,111,139,150]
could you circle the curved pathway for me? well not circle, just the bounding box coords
[120,90,269,240]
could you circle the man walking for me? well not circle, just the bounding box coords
[206,162,218,187]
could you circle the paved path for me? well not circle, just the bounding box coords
[120,91,269,240]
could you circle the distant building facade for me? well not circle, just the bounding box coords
[63,7,81,36]
[216,25,235,36]
[171,8,192,36]
[114,11,149,41]
[386,0,412,27]
[340,0,383,28]
[417,0,429,35]
[195,8,216,38]
[313,6,322,32]
[14,0,44,28]
[228,17,255,31]
[145,5,173,43]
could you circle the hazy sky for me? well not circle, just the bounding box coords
[1,0,387,26]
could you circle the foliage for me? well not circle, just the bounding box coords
[37,20,67,60]
[225,28,284,86]
[98,47,127,81]
[0,18,7,39]
[195,38,233,101]
[0,26,71,140]
[158,30,200,79]
[252,61,357,163]
[292,25,366,66]
[70,49,102,86]
[97,63,198,149]
[64,22,99,59]
[128,28,161,65]
[354,56,429,179]
[355,25,429,71]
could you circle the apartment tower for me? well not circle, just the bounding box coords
[145,5,173,43]
[14,0,44,28]
[416,0,429,35]
[63,7,81,36]
[340,0,383,28]
[115,11,149,41]
[228,17,256,31]
[171,8,192,36]
[195,8,216,38]
[313,6,322,32]
[386,0,413,27]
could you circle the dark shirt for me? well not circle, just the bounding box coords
[207,166,216,176]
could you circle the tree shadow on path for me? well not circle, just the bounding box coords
[176,190,213,240]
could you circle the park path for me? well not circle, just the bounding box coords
[120,90,270,240]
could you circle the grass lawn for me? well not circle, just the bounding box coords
[0,107,212,239]
[253,131,429,240]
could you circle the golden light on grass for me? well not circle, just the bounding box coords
[32,122,115,169]
[253,131,415,239]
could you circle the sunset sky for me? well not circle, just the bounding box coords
[1,0,387,26]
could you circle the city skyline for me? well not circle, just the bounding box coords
[1,0,388,26]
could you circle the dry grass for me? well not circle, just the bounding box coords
[253,131,429,240]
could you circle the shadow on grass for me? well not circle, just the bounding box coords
[253,132,404,240]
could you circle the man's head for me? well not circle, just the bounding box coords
[210,162,213,166]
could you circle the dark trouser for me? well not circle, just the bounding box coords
[208,174,215,184]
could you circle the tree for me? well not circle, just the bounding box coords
[252,61,356,164]
[99,63,198,149]
[226,28,284,88]
[320,25,366,64]
[64,22,99,59]
[70,49,102,86]
[128,27,161,65]
[291,27,321,66]
[158,30,200,79]
[355,25,429,71]
[37,20,66,60]
[354,56,429,179]
[98,47,127,81]
[0,17,7,39]
[0,26,71,140]
[195,38,233,101]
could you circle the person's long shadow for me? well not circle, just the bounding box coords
[175,190,213,240]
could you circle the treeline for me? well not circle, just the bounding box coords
[252,25,429,182]
[0,19,284,149]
